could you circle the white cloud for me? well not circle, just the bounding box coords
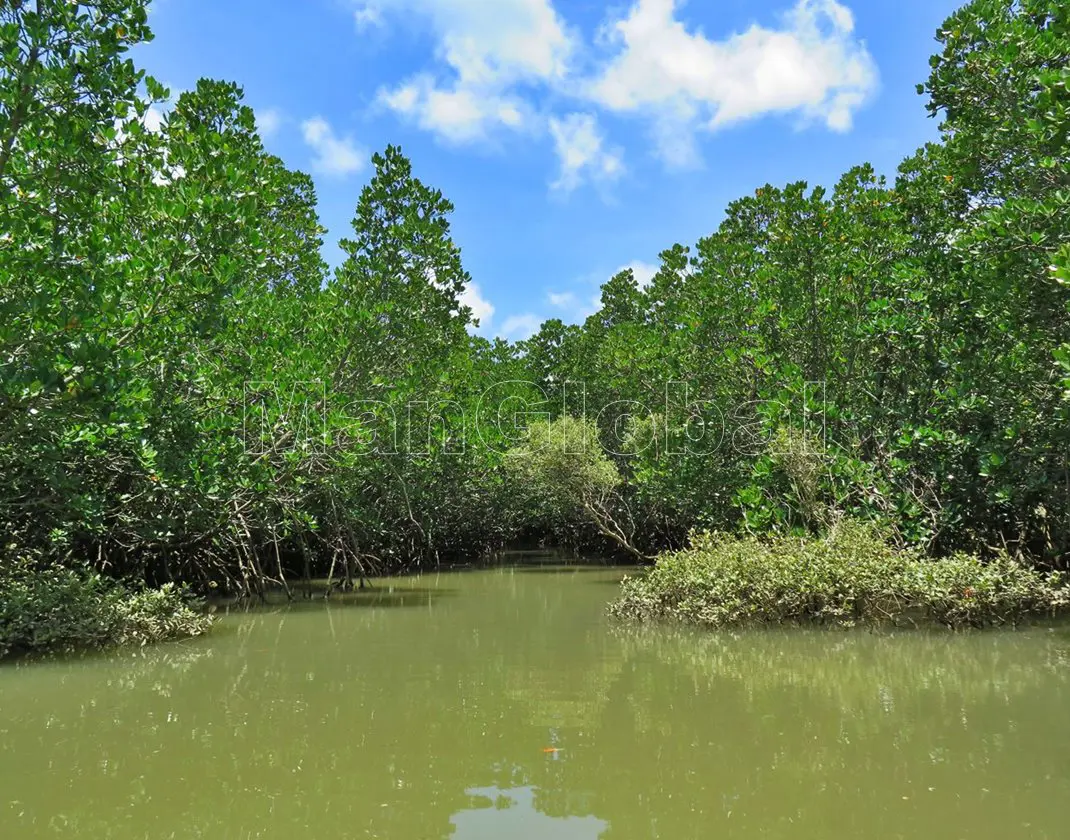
[460,281,496,334]
[351,0,878,180]
[549,112,624,192]
[588,0,877,164]
[257,107,283,139]
[365,0,573,85]
[547,288,601,321]
[301,117,365,177]
[370,0,575,142]
[143,105,167,133]
[499,313,543,341]
[546,258,659,322]
[354,1,383,29]
[380,76,530,144]
[648,111,701,168]
[618,259,657,288]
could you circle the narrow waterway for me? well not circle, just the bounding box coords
[2,554,1069,838]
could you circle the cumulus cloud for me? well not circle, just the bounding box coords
[499,313,544,341]
[143,105,167,133]
[257,107,283,139]
[548,289,601,321]
[549,113,624,192]
[547,259,659,322]
[380,76,529,144]
[619,259,657,288]
[460,281,496,334]
[301,117,365,177]
[354,1,384,29]
[352,0,877,180]
[369,0,575,141]
[588,0,877,163]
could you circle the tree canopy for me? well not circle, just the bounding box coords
[1,0,1067,617]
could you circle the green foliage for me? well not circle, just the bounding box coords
[505,417,650,558]
[0,560,211,658]
[518,0,1070,564]
[1,0,1069,646]
[507,417,620,519]
[610,521,1067,629]
[0,0,519,617]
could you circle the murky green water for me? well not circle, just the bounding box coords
[2,555,1070,839]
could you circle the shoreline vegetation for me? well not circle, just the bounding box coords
[2,0,1069,655]
[0,561,212,659]
[609,522,1070,630]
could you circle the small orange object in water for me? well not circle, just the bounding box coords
[542,747,561,753]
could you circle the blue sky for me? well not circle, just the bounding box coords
[134,0,962,341]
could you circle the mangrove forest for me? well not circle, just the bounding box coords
[3,0,1070,838]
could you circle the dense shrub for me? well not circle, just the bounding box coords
[0,562,212,658]
[609,522,1069,630]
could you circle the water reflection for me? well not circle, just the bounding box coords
[1,567,1069,839]
[450,786,608,839]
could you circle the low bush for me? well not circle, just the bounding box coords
[0,561,213,658]
[609,521,1069,629]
